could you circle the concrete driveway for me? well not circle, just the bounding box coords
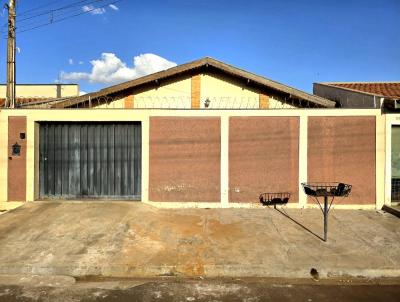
[0,202,399,279]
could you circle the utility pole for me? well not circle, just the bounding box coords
[5,0,16,108]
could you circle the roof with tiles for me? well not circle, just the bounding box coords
[43,57,335,109]
[321,82,400,99]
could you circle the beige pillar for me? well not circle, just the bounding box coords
[0,112,8,201]
[141,116,150,202]
[298,115,308,208]
[375,114,386,209]
[124,94,134,108]
[221,115,229,207]
[259,93,269,109]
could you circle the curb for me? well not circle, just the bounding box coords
[1,266,400,281]
[0,274,76,287]
[382,205,400,219]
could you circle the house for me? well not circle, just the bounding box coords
[0,84,79,107]
[313,82,400,109]
[26,57,334,110]
[0,58,392,210]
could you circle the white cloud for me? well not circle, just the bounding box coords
[16,47,21,53]
[82,5,106,15]
[79,61,84,65]
[68,58,74,65]
[60,53,177,85]
[109,4,119,11]
[79,91,87,96]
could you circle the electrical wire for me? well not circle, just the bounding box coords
[1,0,122,37]
[9,0,109,33]
[17,0,68,17]
[1,0,108,28]
[17,0,107,22]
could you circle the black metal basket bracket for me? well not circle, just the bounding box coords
[259,192,291,209]
[301,182,352,242]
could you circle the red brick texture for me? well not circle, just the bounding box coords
[308,116,376,204]
[7,116,27,201]
[149,117,221,202]
[229,117,300,203]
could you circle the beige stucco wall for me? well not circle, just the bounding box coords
[92,74,295,109]
[135,78,191,109]
[269,96,296,109]
[93,78,192,109]
[94,96,125,108]
[0,113,7,203]
[200,74,259,109]
[0,108,386,210]
[0,84,79,98]
[385,114,400,206]
[199,74,294,109]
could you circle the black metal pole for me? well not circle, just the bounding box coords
[324,195,328,242]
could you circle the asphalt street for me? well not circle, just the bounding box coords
[0,278,399,302]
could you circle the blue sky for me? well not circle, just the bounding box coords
[0,0,399,94]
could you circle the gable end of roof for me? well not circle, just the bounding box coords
[49,57,335,109]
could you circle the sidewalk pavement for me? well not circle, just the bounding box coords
[0,202,399,279]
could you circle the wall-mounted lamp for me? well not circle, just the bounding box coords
[204,98,211,108]
[12,142,21,156]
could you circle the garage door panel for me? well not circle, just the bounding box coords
[80,124,88,196]
[54,124,63,196]
[128,124,138,196]
[47,124,55,196]
[39,125,46,196]
[61,124,69,195]
[133,124,141,196]
[108,124,115,196]
[39,122,141,200]
[87,125,95,196]
[93,125,102,196]
[114,125,122,197]
[122,125,128,196]
[100,124,108,196]
[69,124,80,197]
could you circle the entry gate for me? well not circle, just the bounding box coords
[39,122,141,200]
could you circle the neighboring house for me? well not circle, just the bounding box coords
[0,84,80,107]
[313,82,400,109]
[0,57,394,210]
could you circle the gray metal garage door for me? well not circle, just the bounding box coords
[39,122,141,200]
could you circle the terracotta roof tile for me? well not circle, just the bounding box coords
[323,82,400,98]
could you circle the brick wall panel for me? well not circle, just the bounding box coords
[8,116,27,201]
[308,116,376,204]
[150,117,220,202]
[229,117,299,203]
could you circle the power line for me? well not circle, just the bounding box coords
[16,0,122,34]
[1,0,122,37]
[1,0,104,29]
[7,1,107,33]
[18,0,67,17]
[17,0,107,22]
